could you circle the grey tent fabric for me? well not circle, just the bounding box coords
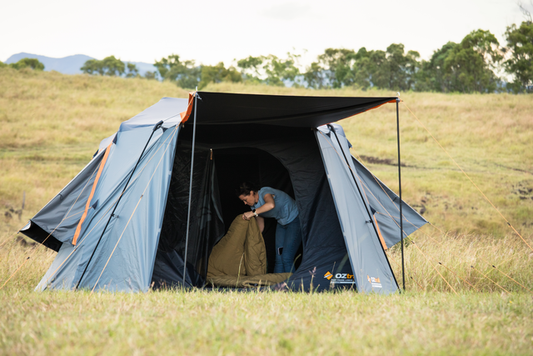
[22,93,427,294]
[351,156,427,248]
[21,148,109,251]
[35,125,180,292]
[318,124,427,248]
[316,125,398,293]
[24,100,186,292]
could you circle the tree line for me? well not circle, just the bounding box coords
[79,56,158,79]
[146,21,531,93]
[0,58,45,71]
[3,19,531,94]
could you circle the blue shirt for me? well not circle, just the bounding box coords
[252,187,299,226]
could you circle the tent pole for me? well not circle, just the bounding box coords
[75,120,164,290]
[183,91,199,287]
[396,98,405,292]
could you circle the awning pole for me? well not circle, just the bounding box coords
[183,91,199,287]
[396,98,405,292]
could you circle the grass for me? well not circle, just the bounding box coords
[1,68,533,355]
[1,231,532,355]
[1,289,532,355]
[0,67,188,216]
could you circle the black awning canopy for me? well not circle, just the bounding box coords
[192,92,397,127]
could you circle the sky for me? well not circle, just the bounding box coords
[0,0,528,67]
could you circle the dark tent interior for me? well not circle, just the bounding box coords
[151,123,353,288]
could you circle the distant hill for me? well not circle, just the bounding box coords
[5,53,158,76]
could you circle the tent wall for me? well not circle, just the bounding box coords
[316,125,399,294]
[20,148,109,251]
[315,123,427,248]
[351,156,427,248]
[36,125,179,292]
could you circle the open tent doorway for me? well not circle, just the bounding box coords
[214,147,298,274]
[153,124,311,288]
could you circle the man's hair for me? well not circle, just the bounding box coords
[236,181,259,196]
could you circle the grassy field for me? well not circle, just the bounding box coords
[1,235,532,355]
[1,289,532,355]
[1,68,533,355]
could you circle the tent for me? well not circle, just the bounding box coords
[21,92,427,294]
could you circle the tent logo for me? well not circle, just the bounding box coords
[367,275,382,289]
[325,272,355,285]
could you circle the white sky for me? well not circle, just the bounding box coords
[0,0,527,67]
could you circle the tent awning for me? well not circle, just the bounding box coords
[185,92,396,127]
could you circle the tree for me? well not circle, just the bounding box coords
[143,71,157,80]
[417,30,502,93]
[415,42,457,92]
[350,47,374,90]
[316,48,356,88]
[81,56,126,76]
[235,53,301,86]
[503,21,533,92]
[262,53,301,86]
[154,54,201,89]
[350,48,389,90]
[10,58,45,70]
[518,1,532,23]
[236,56,264,83]
[385,44,421,91]
[446,30,502,93]
[198,62,241,89]
[303,49,356,89]
[101,56,125,76]
[303,61,328,89]
[81,59,104,75]
[125,63,139,78]
[304,46,420,91]
[154,54,180,80]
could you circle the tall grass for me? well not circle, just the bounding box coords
[388,231,533,293]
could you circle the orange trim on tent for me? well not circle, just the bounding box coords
[373,214,388,251]
[72,143,112,245]
[354,99,397,117]
[179,92,195,124]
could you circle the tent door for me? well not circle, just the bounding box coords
[152,145,225,288]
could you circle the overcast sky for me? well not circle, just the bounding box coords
[0,0,527,67]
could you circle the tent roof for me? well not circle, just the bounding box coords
[190,92,397,127]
